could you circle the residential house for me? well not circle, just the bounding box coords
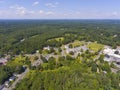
[4,81,10,87]
[9,76,16,82]
[43,46,51,51]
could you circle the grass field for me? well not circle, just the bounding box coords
[55,37,64,42]
[48,37,64,42]
[87,42,104,52]
[71,40,86,47]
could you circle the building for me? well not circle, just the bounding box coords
[64,45,69,49]
[0,58,7,65]
[4,81,10,87]
[43,46,51,51]
[103,48,120,63]
[13,73,21,77]
[9,76,16,82]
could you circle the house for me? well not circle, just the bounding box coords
[64,45,69,49]
[43,46,51,50]
[0,58,7,65]
[13,73,21,77]
[36,50,39,53]
[5,55,11,60]
[4,81,10,87]
[20,39,25,42]
[113,34,117,38]
[9,76,16,81]
[103,48,120,63]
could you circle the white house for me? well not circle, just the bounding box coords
[0,58,7,65]
[9,76,16,81]
[4,81,10,87]
[103,48,120,63]
[43,46,51,50]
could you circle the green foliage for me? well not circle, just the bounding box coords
[87,42,104,52]
[91,63,97,72]
[0,66,12,84]
[69,51,74,55]
[0,55,30,84]
[70,40,85,48]
[15,53,120,90]
[1,20,120,55]
[1,20,120,90]
[15,60,120,90]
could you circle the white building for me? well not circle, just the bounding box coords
[103,48,120,62]
[0,58,7,65]
[43,46,51,51]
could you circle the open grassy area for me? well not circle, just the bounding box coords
[55,37,64,42]
[87,42,104,52]
[71,40,86,47]
[48,37,64,42]
[65,34,77,37]
[7,55,27,67]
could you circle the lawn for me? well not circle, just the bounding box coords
[55,37,64,42]
[71,40,86,47]
[48,37,64,42]
[87,42,104,52]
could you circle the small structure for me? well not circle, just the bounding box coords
[36,50,39,53]
[0,58,7,65]
[103,71,107,75]
[43,46,51,51]
[64,45,69,49]
[103,47,120,63]
[9,76,16,81]
[4,81,10,87]
[13,73,21,77]
[113,34,117,38]
[20,39,25,42]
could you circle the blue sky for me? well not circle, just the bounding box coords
[0,0,120,19]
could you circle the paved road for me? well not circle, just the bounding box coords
[1,44,101,90]
[0,85,4,90]
[2,68,30,90]
[6,54,44,90]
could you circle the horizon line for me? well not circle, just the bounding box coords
[1,19,120,20]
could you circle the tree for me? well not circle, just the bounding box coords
[69,44,73,48]
[69,51,74,55]
[114,50,119,55]
[91,63,97,72]
[48,57,56,70]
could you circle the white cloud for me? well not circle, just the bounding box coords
[46,11,54,15]
[2,4,120,19]
[39,10,44,14]
[38,10,55,15]
[9,5,36,16]
[32,1,39,6]
[16,7,26,15]
[45,2,59,8]
[29,11,35,14]
[10,5,27,15]
[0,10,5,15]
[112,12,118,16]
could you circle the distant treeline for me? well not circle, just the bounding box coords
[0,20,120,55]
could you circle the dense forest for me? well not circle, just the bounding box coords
[1,20,120,55]
[15,51,120,90]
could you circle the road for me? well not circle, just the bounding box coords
[1,43,102,90]
[7,68,29,90]
[5,54,43,90]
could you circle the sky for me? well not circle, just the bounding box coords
[0,0,120,19]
